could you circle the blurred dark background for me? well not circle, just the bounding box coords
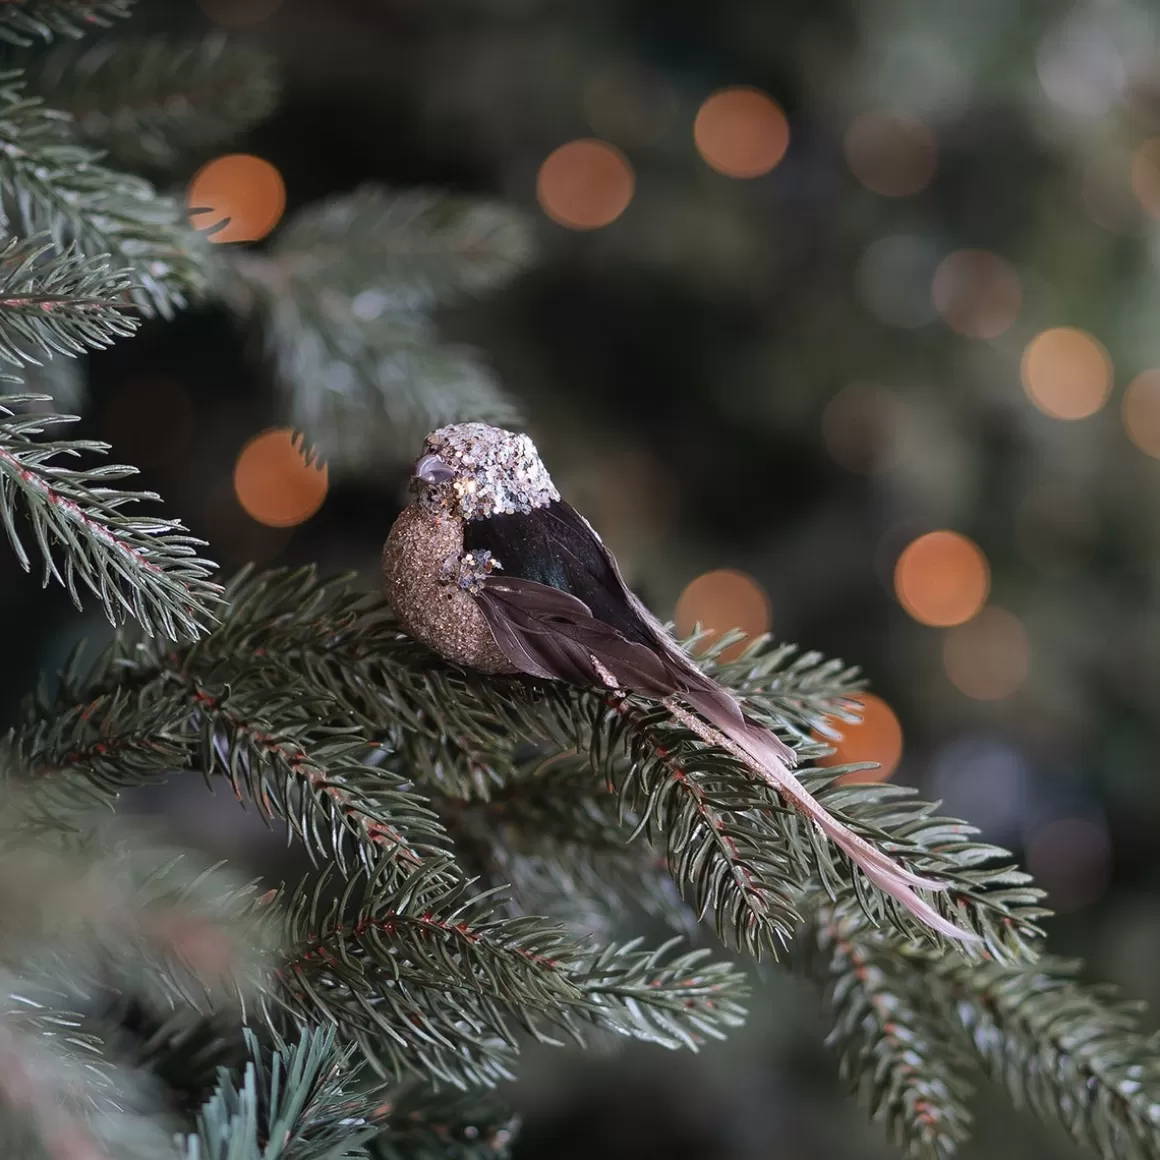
[12,0,1160,1156]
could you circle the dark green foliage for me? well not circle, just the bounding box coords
[0,396,221,639]
[277,859,748,1087]
[28,34,280,171]
[0,11,1157,1160]
[810,906,975,1158]
[0,0,132,46]
[0,237,136,366]
[0,71,207,316]
[224,188,531,472]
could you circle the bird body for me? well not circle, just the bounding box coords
[382,422,977,944]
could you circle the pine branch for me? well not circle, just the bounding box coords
[0,395,221,640]
[11,671,453,880]
[0,70,209,316]
[0,0,132,46]
[0,237,136,366]
[185,1026,374,1160]
[276,860,748,1088]
[44,566,1046,958]
[28,34,280,171]
[932,956,1160,1160]
[809,905,975,1159]
[224,187,531,471]
[264,187,534,309]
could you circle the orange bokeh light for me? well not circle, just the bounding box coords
[931,250,1022,339]
[198,0,283,27]
[1020,327,1113,420]
[894,531,990,627]
[942,606,1029,700]
[674,568,771,661]
[234,429,328,527]
[843,111,936,197]
[1122,369,1160,457]
[536,139,635,230]
[820,693,903,784]
[821,383,906,474]
[693,87,789,179]
[187,154,286,243]
[1130,138,1160,219]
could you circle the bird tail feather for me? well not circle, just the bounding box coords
[677,686,980,944]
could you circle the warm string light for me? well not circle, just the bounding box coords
[1122,369,1160,456]
[234,429,328,527]
[1020,327,1113,419]
[818,693,903,784]
[843,111,936,197]
[693,87,789,178]
[188,154,286,243]
[942,606,1029,700]
[1130,138,1160,219]
[536,139,635,230]
[894,531,989,627]
[674,568,770,662]
[931,250,1022,338]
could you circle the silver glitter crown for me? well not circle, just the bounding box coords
[421,423,560,520]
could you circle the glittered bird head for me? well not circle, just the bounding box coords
[411,423,560,522]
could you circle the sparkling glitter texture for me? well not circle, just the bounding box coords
[416,423,560,521]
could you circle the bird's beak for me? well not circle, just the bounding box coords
[413,453,456,485]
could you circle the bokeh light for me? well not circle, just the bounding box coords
[536,140,635,230]
[584,66,677,147]
[1026,817,1113,914]
[187,154,286,243]
[693,87,789,178]
[819,694,903,784]
[1122,369,1160,457]
[674,568,770,661]
[942,606,1030,700]
[931,250,1022,338]
[1130,138,1160,219]
[1020,327,1113,420]
[101,376,194,471]
[894,531,989,627]
[197,0,282,27]
[234,429,328,527]
[843,111,936,197]
[821,383,906,474]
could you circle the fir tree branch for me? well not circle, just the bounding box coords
[0,395,221,640]
[276,860,748,1088]
[0,237,136,366]
[10,672,453,879]
[0,70,209,316]
[28,34,280,171]
[43,566,1046,957]
[0,0,132,46]
[185,1026,375,1160]
[224,187,530,472]
[809,905,975,1159]
[932,956,1160,1160]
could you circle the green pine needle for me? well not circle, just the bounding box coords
[0,0,133,46]
[0,70,209,317]
[0,394,221,640]
[27,34,280,171]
